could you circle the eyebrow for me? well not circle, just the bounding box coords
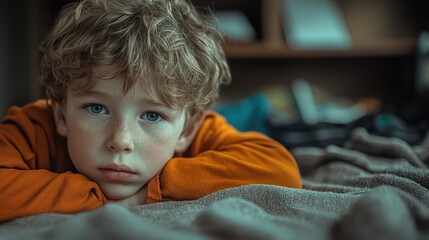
[75,90,171,109]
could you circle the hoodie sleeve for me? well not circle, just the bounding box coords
[0,100,106,222]
[146,111,302,203]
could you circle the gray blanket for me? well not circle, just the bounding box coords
[1,128,429,240]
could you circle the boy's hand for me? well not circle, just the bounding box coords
[106,185,147,207]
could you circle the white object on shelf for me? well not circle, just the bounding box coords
[214,10,256,42]
[282,0,351,50]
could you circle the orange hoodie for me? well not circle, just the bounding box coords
[0,100,301,221]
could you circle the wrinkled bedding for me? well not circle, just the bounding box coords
[1,128,428,240]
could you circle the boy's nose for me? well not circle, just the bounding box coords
[106,121,135,153]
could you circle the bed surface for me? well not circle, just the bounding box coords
[1,128,428,240]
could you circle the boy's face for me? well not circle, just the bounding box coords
[52,75,196,200]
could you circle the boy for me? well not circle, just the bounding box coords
[0,0,301,222]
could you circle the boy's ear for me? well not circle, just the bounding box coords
[175,113,206,153]
[51,100,68,137]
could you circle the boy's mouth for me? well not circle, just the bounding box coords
[99,164,137,182]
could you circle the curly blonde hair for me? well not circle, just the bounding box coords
[39,0,231,120]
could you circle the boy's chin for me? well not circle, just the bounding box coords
[99,183,141,200]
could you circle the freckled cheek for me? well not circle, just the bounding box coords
[67,127,100,159]
[79,131,98,147]
[141,135,178,167]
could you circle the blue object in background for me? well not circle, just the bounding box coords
[215,94,273,137]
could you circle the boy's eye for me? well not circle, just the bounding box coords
[142,112,161,122]
[85,104,108,114]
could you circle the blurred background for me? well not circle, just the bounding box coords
[2,0,429,145]
[0,0,69,117]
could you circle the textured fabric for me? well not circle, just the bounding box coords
[1,128,428,240]
[0,100,301,221]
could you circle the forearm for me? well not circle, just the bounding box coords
[0,169,106,222]
[147,133,302,203]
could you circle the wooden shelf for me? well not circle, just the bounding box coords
[191,0,425,102]
[203,0,419,59]
[225,38,416,59]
